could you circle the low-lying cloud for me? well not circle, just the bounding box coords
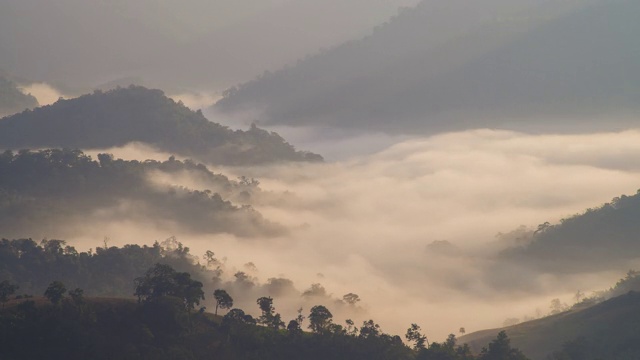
[60,128,640,341]
[18,82,69,106]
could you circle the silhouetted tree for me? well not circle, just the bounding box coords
[405,323,427,350]
[308,305,333,333]
[44,281,66,305]
[257,296,284,329]
[134,264,204,312]
[213,289,233,315]
[478,331,529,360]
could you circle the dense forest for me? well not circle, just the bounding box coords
[0,259,527,360]
[0,76,38,117]
[5,235,640,359]
[216,0,640,134]
[499,190,640,273]
[0,149,282,239]
[0,86,322,165]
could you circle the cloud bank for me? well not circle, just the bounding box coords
[59,128,640,340]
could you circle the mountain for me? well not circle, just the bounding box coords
[0,76,38,117]
[215,0,640,134]
[497,190,640,274]
[460,291,640,360]
[0,149,283,239]
[0,86,322,165]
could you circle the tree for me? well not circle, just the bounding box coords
[134,263,204,312]
[308,305,333,333]
[405,323,428,350]
[343,292,361,305]
[0,280,18,309]
[223,308,256,326]
[213,289,233,315]
[287,320,302,334]
[459,327,466,335]
[44,281,67,305]
[257,296,284,329]
[478,331,529,360]
[360,319,381,339]
[549,298,568,315]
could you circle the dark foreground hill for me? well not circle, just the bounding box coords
[0,86,322,165]
[0,257,525,360]
[461,291,640,360]
[0,76,38,117]
[216,0,640,134]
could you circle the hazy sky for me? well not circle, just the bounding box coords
[0,0,418,90]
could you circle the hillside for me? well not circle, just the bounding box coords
[0,149,282,239]
[0,86,322,165]
[215,0,640,134]
[0,76,38,117]
[460,291,640,360]
[498,190,640,274]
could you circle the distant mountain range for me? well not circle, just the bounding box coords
[0,86,322,165]
[0,76,38,117]
[216,0,640,134]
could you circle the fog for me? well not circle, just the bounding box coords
[0,0,418,90]
[53,129,640,340]
[18,82,69,106]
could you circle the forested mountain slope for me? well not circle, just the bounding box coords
[499,190,640,274]
[216,0,640,134]
[0,149,282,239]
[0,86,321,165]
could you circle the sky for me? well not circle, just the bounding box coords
[1,0,419,91]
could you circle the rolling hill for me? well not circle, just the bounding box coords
[460,291,640,360]
[0,86,322,165]
[215,0,640,134]
[497,190,640,275]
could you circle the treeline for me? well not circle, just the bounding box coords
[0,149,282,238]
[0,236,369,318]
[0,237,204,297]
[0,86,322,165]
[0,263,529,360]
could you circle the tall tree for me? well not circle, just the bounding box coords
[308,305,333,333]
[213,289,233,315]
[257,296,284,329]
[405,323,428,350]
